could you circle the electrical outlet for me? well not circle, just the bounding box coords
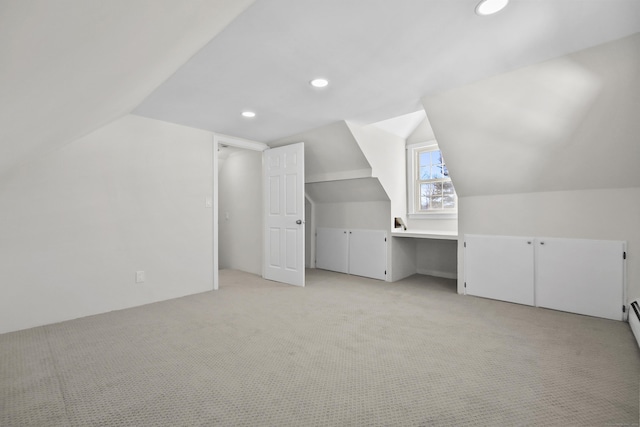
[136,271,145,283]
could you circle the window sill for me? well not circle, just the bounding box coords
[408,212,458,220]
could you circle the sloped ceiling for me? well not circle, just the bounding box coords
[406,116,437,146]
[370,111,426,140]
[3,0,639,182]
[0,0,254,177]
[424,34,640,197]
[306,178,389,204]
[134,0,640,143]
[270,121,371,183]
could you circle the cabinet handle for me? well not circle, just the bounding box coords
[527,241,532,245]
[540,241,545,245]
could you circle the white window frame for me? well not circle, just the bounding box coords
[406,141,457,219]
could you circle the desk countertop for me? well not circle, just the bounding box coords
[391,230,459,240]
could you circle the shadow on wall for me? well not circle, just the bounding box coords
[424,54,605,197]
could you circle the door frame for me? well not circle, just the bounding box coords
[212,133,269,290]
[305,192,316,269]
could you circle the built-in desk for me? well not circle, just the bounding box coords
[391,230,458,279]
[391,230,458,240]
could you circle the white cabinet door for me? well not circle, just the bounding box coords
[316,228,349,273]
[315,228,388,281]
[535,238,625,321]
[348,230,387,281]
[263,143,305,287]
[464,234,535,306]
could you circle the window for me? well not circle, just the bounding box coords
[407,141,457,218]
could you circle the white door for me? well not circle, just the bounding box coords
[316,228,349,274]
[348,229,387,281]
[464,234,535,306]
[263,143,305,286]
[535,238,625,321]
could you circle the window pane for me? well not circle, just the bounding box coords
[431,150,442,165]
[420,183,429,209]
[413,145,456,214]
[432,182,442,195]
[431,165,444,179]
[419,152,430,168]
[420,196,429,210]
[442,181,455,195]
[443,194,456,209]
[431,196,442,209]
[419,166,431,180]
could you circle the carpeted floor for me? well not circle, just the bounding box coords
[2,269,639,426]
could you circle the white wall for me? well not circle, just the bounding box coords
[457,188,640,299]
[391,238,416,282]
[424,34,640,198]
[270,121,371,183]
[305,178,388,204]
[218,149,262,275]
[416,240,457,279]
[405,116,436,145]
[347,122,406,228]
[0,115,214,334]
[0,0,254,178]
[405,218,458,234]
[315,201,390,231]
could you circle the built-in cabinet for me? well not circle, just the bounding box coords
[315,228,349,274]
[316,228,387,280]
[464,234,626,321]
[464,235,535,306]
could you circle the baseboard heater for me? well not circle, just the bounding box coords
[629,300,640,348]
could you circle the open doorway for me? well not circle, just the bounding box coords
[217,144,263,287]
[213,135,307,289]
[213,134,268,290]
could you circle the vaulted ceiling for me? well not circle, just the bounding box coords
[424,33,640,197]
[0,0,255,177]
[134,0,640,142]
[2,0,639,177]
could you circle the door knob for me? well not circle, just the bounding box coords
[296,220,302,225]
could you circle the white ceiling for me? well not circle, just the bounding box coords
[2,0,639,178]
[134,0,640,143]
[0,0,254,177]
[371,110,427,140]
[424,33,640,197]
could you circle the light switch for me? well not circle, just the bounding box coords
[205,196,213,208]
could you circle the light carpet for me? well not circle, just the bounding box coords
[1,269,639,426]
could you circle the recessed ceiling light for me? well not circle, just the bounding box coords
[475,0,509,15]
[241,111,256,118]
[310,78,329,88]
